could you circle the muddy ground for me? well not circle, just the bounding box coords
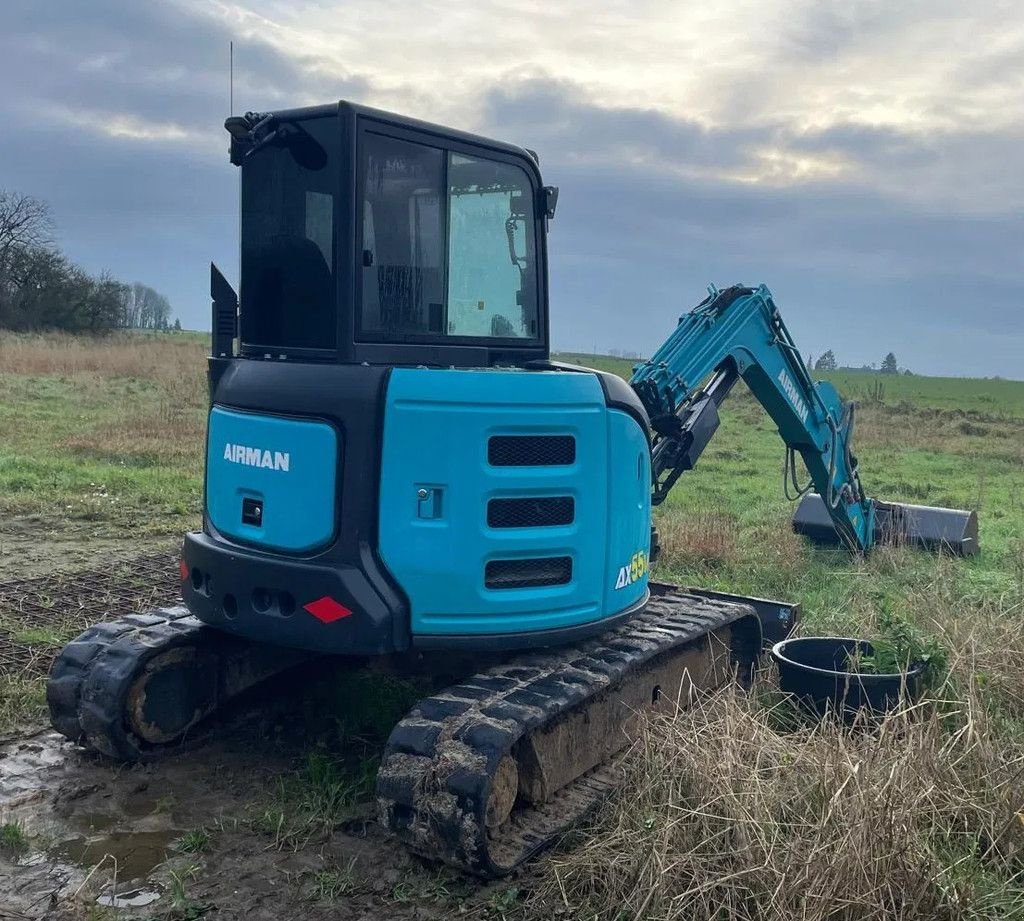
[1,728,529,920]
[0,559,532,920]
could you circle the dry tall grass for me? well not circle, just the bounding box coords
[656,507,741,569]
[530,582,1024,921]
[855,404,1024,467]
[534,695,1024,919]
[0,332,208,464]
[0,330,205,383]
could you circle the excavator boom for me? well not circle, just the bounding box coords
[630,284,978,555]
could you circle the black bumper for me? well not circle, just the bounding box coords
[181,531,409,655]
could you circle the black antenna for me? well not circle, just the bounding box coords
[229,41,234,116]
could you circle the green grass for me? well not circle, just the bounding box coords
[388,867,474,906]
[652,383,1022,629]
[167,865,208,921]
[0,335,206,557]
[0,675,47,731]
[307,860,362,901]
[0,820,29,856]
[248,749,377,850]
[9,626,63,646]
[823,368,1024,417]
[175,828,212,854]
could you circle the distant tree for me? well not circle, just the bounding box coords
[0,191,52,278]
[173,317,182,331]
[124,282,172,330]
[881,352,899,374]
[82,273,131,332]
[0,189,155,335]
[814,350,837,371]
[1,247,130,333]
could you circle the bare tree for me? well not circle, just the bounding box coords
[0,191,53,275]
[0,189,170,334]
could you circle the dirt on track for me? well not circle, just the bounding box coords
[0,559,523,920]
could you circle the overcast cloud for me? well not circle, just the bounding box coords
[0,0,1020,376]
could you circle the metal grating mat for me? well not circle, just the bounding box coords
[0,551,182,678]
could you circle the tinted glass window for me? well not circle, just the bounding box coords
[240,117,336,350]
[360,134,446,337]
[358,135,538,342]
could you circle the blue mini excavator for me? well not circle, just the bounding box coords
[48,102,978,876]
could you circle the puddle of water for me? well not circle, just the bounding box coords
[73,811,119,833]
[48,828,178,881]
[124,795,162,818]
[97,886,163,908]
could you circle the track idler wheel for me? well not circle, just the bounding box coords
[49,606,314,761]
[485,755,519,829]
[125,647,220,746]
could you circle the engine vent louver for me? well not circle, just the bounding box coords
[485,557,572,589]
[487,497,575,529]
[488,435,576,467]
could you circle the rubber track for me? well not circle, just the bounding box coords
[47,606,213,761]
[376,588,761,876]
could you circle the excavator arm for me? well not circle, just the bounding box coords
[630,284,977,554]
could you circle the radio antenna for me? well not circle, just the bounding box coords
[229,41,234,116]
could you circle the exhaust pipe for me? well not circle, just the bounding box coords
[792,493,979,556]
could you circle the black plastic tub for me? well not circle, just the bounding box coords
[771,636,924,717]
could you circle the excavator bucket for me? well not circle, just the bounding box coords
[793,493,979,556]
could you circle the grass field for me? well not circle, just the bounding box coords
[0,332,206,573]
[1,333,1023,919]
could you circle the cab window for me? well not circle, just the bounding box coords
[358,133,538,341]
[240,116,336,350]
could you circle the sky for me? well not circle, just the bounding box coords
[0,0,1021,378]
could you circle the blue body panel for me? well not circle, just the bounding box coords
[378,368,650,637]
[603,410,652,614]
[206,406,338,553]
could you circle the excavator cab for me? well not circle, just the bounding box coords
[217,102,554,368]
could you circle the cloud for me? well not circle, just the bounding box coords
[0,0,372,328]
[0,0,1020,378]
[482,79,1024,374]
